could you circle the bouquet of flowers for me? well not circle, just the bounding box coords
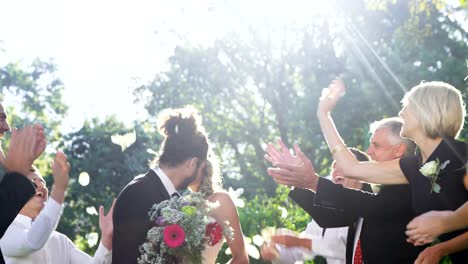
[138,192,233,264]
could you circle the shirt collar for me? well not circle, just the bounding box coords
[153,166,179,196]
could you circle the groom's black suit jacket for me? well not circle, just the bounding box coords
[0,172,36,264]
[289,178,424,264]
[112,169,171,264]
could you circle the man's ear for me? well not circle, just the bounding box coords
[394,143,407,158]
[188,157,199,169]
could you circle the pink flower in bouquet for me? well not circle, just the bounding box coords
[205,222,223,246]
[163,224,186,248]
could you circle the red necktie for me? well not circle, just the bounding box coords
[353,238,363,264]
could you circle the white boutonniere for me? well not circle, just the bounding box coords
[419,158,450,193]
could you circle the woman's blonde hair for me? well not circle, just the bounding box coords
[401,81,465,139]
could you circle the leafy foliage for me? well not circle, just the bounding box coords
[2,0,468,262]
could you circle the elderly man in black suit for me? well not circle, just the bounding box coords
[266,118,424,264]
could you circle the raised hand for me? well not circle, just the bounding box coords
[4,125,46,176]
[264,139,302,166]
[317,78,346,116]
[51,151,70,190]
[50,151,70,204]
[267,144,319,191]
[99,199,116,250]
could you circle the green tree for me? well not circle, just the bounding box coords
[56,117,159,251]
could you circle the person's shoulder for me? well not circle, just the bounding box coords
[208,191,232,203]
[441,138,468,163]
[207,191,237,209]
[120,171,153,192]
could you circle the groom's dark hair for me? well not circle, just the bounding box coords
[154,106,209,167]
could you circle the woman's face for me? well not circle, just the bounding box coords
[24,171,49,215]
[398,103,420,139]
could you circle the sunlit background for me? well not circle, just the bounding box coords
[0,0,338,132]
[1,0,468,263]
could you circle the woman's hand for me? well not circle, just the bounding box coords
[50,151,70,204]
[51,151,70,190]
[406,210,452,246]
[99,199,116,251]
[317,79,346,116]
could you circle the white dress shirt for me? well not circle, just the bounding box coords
[153,166,179,196]
[275,221,348,264]
[0,198,111,264]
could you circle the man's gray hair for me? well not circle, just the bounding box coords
[369,117,416,157]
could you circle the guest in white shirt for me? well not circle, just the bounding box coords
[262,221,348,264]
[0,151,114,264]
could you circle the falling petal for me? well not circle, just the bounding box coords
[86,232,99,247]
[246,244,260,259]
[78,172,90,186]
[111,130,136,151]
[147,148,158,155]
[86,206,98,215]
[224,247,232,255]
[252,235,264,247]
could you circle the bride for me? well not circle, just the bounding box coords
[189,157,249,264]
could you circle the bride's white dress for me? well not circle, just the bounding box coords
[201,239,224,264]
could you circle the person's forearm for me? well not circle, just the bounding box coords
[100,233,112,251]
[1,198,62,257]
[301,238,312,250]
[317,112,359,173]
[445,202,468,233]
[50,185,66,204]
[435,231,468,257]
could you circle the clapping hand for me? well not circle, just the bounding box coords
[266,142,319,190]
[265,139,302,166]
[99,199,116,251]
[317,78,346,116]
[51,151,70,190]
[5,124,46,176]
[49,151,70,204]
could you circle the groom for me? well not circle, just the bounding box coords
[112,106,209,264]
